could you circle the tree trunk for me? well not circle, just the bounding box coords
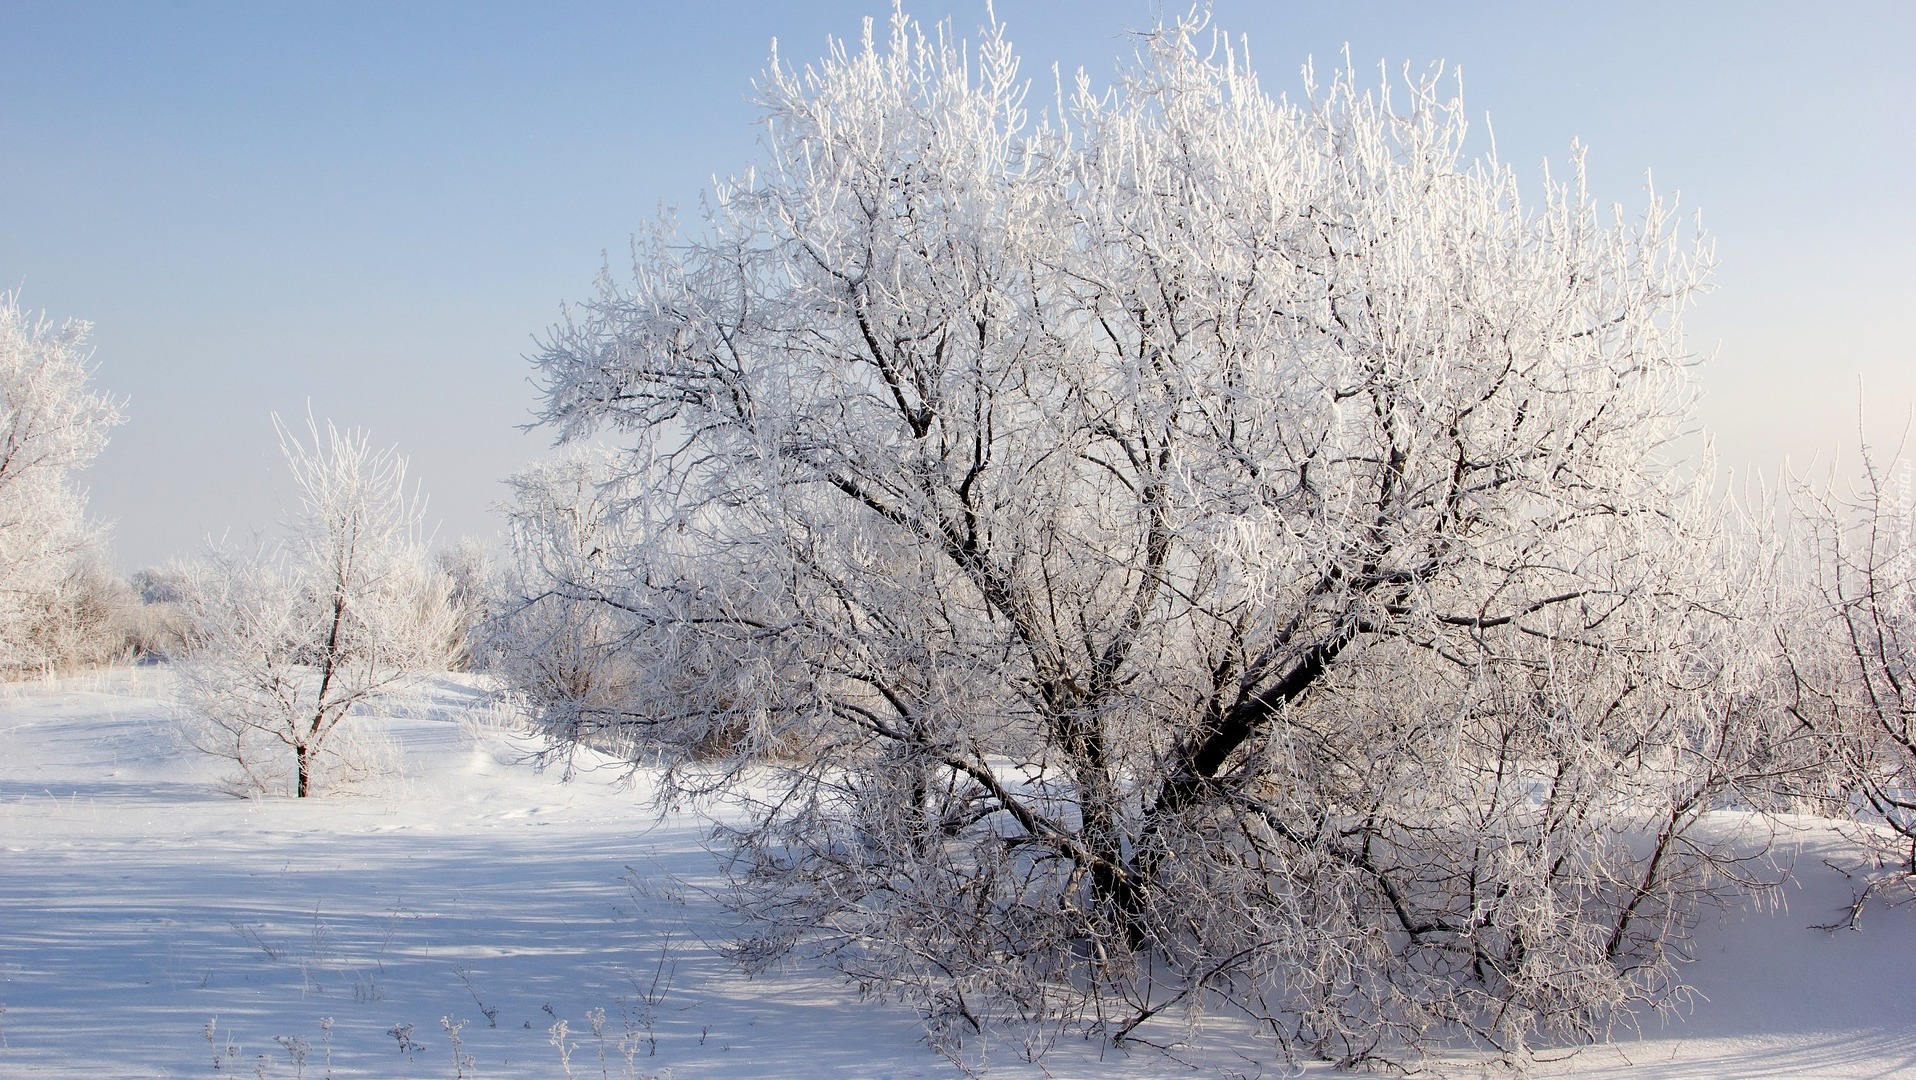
[1080,792,1147,950]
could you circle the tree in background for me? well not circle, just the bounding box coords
[0,295,124,675]
[176,418,456,797]
[511,11,1800,1064]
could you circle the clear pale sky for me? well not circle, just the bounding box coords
[3,1,1910,570]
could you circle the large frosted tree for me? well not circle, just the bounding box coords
[511,11,1791,1064]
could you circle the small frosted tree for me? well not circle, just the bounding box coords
[177,419,456,797]
[0,295,124,674]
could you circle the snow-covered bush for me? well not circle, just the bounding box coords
[435,536,496,672]
[175,418,457,797]
[0,295,124,676]
[1782,455,1916,896]
[482,449,664,761]
[512,10,1799,1065]
[125,564,196,660]
[25,556,145,669]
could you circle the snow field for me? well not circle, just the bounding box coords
[2,669,1915,1078]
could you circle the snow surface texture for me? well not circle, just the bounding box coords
[2,669,1915,1078]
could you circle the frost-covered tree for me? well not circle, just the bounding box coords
[0,295,124,674]
[514,11,1793,1064]
[177,419,457,797]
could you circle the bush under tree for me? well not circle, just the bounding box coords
[486,448,656,761]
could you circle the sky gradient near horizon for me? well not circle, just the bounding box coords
[3,1,1912,569]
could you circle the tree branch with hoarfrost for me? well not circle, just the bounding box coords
[507,9,1798,1065]
[176,418,457,797]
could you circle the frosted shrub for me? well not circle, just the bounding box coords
[435,536,496,671]
[484,449,753,763]
[1783,456,1916,898]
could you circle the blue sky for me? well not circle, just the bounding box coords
[3,1,1911,568]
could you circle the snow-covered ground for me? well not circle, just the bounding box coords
[2,669,1914,1078]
